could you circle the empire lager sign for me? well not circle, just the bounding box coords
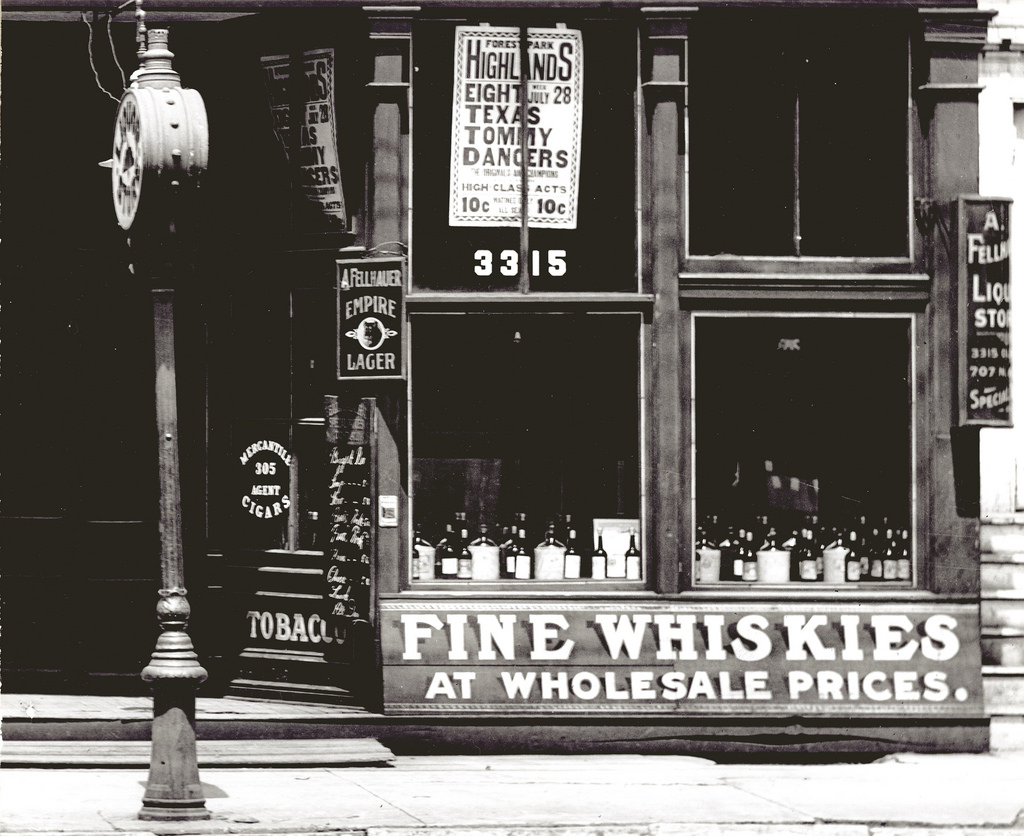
[336,257,405,380]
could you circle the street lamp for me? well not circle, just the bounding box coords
[111,13,211,821]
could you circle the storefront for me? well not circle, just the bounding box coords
[0,0,1005,753]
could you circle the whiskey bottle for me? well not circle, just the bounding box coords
[882,527,898,581]
[742,529,758,582]
[564,528,582,579]
[591,530,608,580]
[845,529,862,582]
[625,529,642,580]
[457,527,473,579]
[718,527,739,581]
[436,523,458,579]
[897,528,912,581]
[514,527,533,579]
[798,528,818,582]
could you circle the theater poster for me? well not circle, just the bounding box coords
[449,27,583,229]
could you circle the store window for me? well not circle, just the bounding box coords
[411,17,638,292]
[688,13,910,258]
[408,15,645,587]
[692,315,914,586]
[411,314,642,584]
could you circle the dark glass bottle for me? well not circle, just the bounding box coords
[742,529,758,582]
[513,527,532,579]
[436,522,457,579]
[564,528,582,579]
[591,530,608,580]
[625,529,642,580]
[882,527,898,581]
[897,528,912,581]
[845,529,862,582]
[457,527,473,579]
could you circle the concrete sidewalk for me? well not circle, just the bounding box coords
[2,753,1024,836]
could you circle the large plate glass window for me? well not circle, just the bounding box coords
[411,314,642,584]
[688,12,909,258]
[692,315,914,587]
[411,17,638,292]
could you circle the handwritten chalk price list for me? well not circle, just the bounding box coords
[324,399,373,635]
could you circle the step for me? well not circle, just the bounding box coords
[0,737,396,768]
[982,669,1024,715]
[982,524,1024,557]
[982,561,1024,591]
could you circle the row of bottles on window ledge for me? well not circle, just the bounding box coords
[412,512,642,581]
[694,514,912,584]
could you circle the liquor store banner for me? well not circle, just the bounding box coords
[380,601,983,716]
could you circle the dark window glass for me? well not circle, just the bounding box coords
[694,316,913,584]
[688,14,909,258]
[411,314,641,581]
[412,19,638,292]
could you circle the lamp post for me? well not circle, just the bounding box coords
[111,16,211,821]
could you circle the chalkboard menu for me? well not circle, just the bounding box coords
[324,397,374,640]
[958,196,1012,426]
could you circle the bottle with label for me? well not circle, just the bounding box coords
[855,516,871,578]
[412,527,435,581]
[456,527,473,579]
[799,527,820,582]
[717,526,739,581]
[625,529,642,580]
[897,528,912,581]
[882,527,899,580]
[564,528,582,579]
[502,528,520,578]
[869,526,885,580]
[742,529,758,581]
[591,530,608,580]
[845,529,862,582]
[534,524,567,580]
[514,527,532,579]
[468,524,500,580]
[695,519,722,583]
[435,523,458,579]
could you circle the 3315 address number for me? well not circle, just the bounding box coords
[474,249,567,278]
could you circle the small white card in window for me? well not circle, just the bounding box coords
[378,495,398,528]
[593,518,639,579]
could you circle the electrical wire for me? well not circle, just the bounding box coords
[83,11,121,103]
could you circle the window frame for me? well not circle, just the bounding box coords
[682,12,916,273]
[685,309,925,596]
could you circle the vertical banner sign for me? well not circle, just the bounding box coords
[336,257,405,380]
[959,196,1012,426]
[261,48,347,229]
[324,397,373,641]
[449,27,583,229]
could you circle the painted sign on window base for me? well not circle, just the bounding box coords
[449,27,583,229]
[381,601,983,716]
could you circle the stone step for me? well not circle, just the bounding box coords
[982,524,1024,558]
[982,561,1024,591]
[983,669,1024,715]
[982,598,1024,631]
[0,737,396,767]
